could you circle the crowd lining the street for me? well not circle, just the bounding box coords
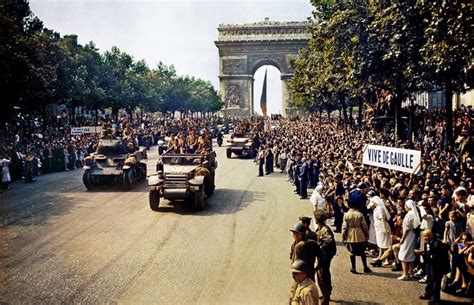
[246,106,473,304]
[1,105,473,304]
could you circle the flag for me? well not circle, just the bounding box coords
[260,68,267,116]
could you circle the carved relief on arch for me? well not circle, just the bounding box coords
[222,59,246,74]
[225,84,242,109]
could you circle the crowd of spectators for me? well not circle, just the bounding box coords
[248,105,473,302]
[0,112,229,189]
[1,104,473,302]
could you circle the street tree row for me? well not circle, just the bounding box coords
[288,0,473,144]
[0,0,223,123]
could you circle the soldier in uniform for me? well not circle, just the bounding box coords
[299,216,317,241]
[289,259,319,305]
[290,223,326,282]
[314,210,337,305]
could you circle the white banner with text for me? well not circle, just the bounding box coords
[71,126,102,135]
[362,144,421,174]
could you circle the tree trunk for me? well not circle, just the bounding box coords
[342,99,348,125]
[326,107,331,122]
[128,107,133,124]
[445,82,453,148]
[358,97,363,128]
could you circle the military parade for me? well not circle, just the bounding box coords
[1,0,474,304]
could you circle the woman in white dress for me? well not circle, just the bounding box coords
[1,156,12,189]
[370,196,391,266]
[398,199,421,280]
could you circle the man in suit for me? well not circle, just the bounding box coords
[418,229,450,304]
[299,157,309,199]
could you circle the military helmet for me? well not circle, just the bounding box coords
[290,223,306,235]
[291,259,309,274]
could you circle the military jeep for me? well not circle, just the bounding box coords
[226,132,255,159]
[148,151,217,211]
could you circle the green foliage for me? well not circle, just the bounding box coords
[0,0,223,122]
[290,0,473,136]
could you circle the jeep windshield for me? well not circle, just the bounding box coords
[161,154,205,165]
[233,133,252,139]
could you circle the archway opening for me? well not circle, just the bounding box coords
[253,65,282,116]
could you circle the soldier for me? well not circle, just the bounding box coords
[314,210,337,305]
[122,123,135,142]
[289,259,319,305]
[299,216,317,241]
[290,223,326,282]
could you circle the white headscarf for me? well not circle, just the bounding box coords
[405,199,421,228]
[371,196,391,221]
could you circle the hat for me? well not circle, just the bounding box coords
[290,223,306,235]
[299,216,312,224]
[291,259,310,274]
[313,209,327,221]
[358,182,368,189]
[370,196,383,207]
[367,190,377,198]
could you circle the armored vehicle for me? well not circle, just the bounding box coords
[226,132,255,159]
[148,151,217,211]
[83,139,147,190]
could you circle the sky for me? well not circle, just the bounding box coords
[30,0,314,115]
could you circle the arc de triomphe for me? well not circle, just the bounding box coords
[215,18,310,117]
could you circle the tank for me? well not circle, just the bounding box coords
[82,139,147,190]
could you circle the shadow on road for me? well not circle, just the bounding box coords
[148,188,266,216]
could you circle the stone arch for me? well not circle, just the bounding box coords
[249,57,283,76]
[215,19,309,117]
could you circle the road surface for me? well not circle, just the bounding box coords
[0,142,472,304]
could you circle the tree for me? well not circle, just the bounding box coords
[417,0,473,146]
[0,0,40,121]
